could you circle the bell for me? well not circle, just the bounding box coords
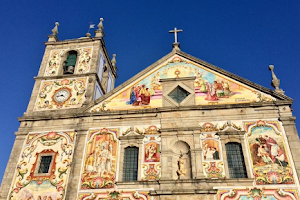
[64,65,75,74]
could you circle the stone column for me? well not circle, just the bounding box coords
[65,129,88,200]
[192,132,204,179]
[160,134,174,180]
[280,116,300,183]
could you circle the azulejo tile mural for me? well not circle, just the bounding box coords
[141,135,161,181]
[90,55,275,112]
[217,187,299,200]
[200,131,225,179]
[44,47,93,76]
[35,78,87,110]
[245,120,294,185]
[8,131,76,200]
[80,128,119,189]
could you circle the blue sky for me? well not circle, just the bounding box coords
[0,0,300,181]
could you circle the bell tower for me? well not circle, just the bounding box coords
[25,18,117,115]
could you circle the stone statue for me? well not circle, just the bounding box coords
[176,154,187,178]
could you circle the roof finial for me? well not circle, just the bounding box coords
[95,18,105,38]
[111,54,117,71]
[48,22,59,42]
[269,65,285,94]
[169,27,183,51]
[52,22,59,36]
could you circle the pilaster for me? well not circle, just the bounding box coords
[0,134,26,200]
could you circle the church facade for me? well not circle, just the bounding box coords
[1,19,300,200]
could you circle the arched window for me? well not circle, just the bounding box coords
[123,147,139,181]
[225,142,247,178]
[63,50,77,74]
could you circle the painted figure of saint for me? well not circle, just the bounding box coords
[222,81,232,97]
[206,147,214,160]
[214,81,225,98]
[199,79,207,92]
[212,148,220,160]
[257,144,273,164]
[85,153,95,174]
[264,135,279,162]
[126,86,138,105]
[145,143,158,162]
[205,82,218,101]
[139,85,151,105]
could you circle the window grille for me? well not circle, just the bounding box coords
[38,155,53,173]
[123,147,139,181]
[168,86,190,103]
[225,142,247,178]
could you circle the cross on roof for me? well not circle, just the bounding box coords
[169,27,183,44]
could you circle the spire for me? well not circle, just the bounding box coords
[269,65,285,94]
[95,18,105,38]
[48,22,59,42]
[169,27,183,51]
[111,54,117,71]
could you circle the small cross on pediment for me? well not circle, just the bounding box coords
[169,27,183,44]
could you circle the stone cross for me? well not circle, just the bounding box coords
[169,27,183,43]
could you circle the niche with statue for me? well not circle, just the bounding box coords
[172,140,192,179]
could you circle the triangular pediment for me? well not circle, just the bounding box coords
[87,51,291,113]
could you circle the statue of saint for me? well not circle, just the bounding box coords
[176,154,187,178]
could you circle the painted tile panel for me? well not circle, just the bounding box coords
[91,55,275,112]
[35,78,87,110]
[245,120,295,185]
[80,128,119,189]
[8,131,76,200]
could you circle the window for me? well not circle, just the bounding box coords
[225,142,247,178]
[38,156,53,173]
[63,50,77,74]
[168,85,190,103]
[123,147,139,181]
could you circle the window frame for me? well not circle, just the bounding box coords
[32,150,57,178]
[122,146,139,182]
[225,142,248,179]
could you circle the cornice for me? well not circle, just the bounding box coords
[44,37,101,45]
[18,100,292,122]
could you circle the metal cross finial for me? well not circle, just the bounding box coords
[169,27,183,43]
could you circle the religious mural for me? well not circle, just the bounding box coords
[200,130,225,179]
[44,47,93,76]
[245,120,295,185]
[90,55,275,112]
[217,187,299,200]
[8,131,76,200]
[35,78,87,110]
[80,128,119,189]
[141,135,161,181]
[78,190,149,200]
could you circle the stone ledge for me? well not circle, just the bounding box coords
[150,189,217,195]
[44,37,101,45]
[18,101,293,122]
[159,76,196,82]
[34,72,97,80]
